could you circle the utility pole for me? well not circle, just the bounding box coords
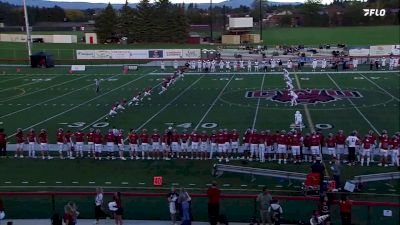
[210,0,213,42]
[259,0,263,41]
[22,0,32,62]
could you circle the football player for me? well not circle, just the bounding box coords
[287,59,293,70]
[311,59,317,72]
[335,130,346,163]
[15,128,25,158]
[190,131,200,159]
[39,129,51,160]
[65,130,74,159]
[180,130,190,159]
[254,60,259,72]
[160,61,166,71]
[140,129,150,159]
[291,130,302,164]
[247,60,252,72]
[321,59,327,71]
[378,131,390,166]
[352,58,358,71]
[258,131,266,162]
[223,129,231,159]
[199,131,209,160]
[361,134,372,166]
[289,90,298,106]
[173,60,178,70]
[381,57,386,70]
[128,129,139,160]
[325,133,336,164]
[249,129,259,162]
[105,129,116,160]
[93,129,103,160]
[151,129,161,160]
[310,131,320,163]
[162,129,171,160]
[270,59,276,72]
[276,130,287,164]
[74,129,85,158]
[87,128,95,158]
[108,103,118,118]
[116,129,126,160]
[171,129,180,158]
[56,128,66,159]
[390,135,399,166]
[243,128,252,160]
[230,129,240,160]
[265,130,275,162]
[209,130,217,159]
[217,129,228,163]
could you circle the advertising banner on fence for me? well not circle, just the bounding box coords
[182,49,201,59]
[94,50,112,59]
[148,50,164,58]
[349,47,370,56]
[369,45,393,56]
[129,50,149,59]
[163,49,182,59]
[111,50,131,59]
[76,50,95,59]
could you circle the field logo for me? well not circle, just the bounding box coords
[245,89,362,104]
[363,9,386,17]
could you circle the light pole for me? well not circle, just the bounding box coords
[210,0,213,42]
[22,0,32,61]
[259,0,264,41]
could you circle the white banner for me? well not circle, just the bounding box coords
[76,50,95,59]
[391,45,400,56]
[369,45,393,56]
[182,49,201,59]
[111,50,131,59]
[94,50,112,59]
[71,65,86,71]
[163,49,183,59]
[349,48,370,56]
[129,50,149,59]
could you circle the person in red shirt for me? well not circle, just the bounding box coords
[56,128,66,159]
[209,130,217,159]
[162,129,171,160]
[27,128,37,158]
[207,182,221,225]
[0,128,7,158]
[378,131,390,167]
[105,129,116,160]
[310,131,321,163]
[115,129,126,160]
[151,129,161,160]
[65,130,74,159]
[38,129,51,160]
[291,130,303,164]
[128,129,139,160]
[265,130,275,162]
[87,128,95,158]
[180,130,190,159]
[230,129,240,159]
[249,129,259,162]
[140,129,150,159]
[368,130,378,163]
[15,128,25,158]
[335,130,346,163]
[390,135,399,167]
[340,195,352,225]
[74,129,85,158]
[93,129,103,160]
[303,133,311,163]
[200,131,209,160]
[361,134,373,166]
[223,129,231,159]
[190,131,200,160]
[325,133,337,164]
[170,129,180,158]
[276,130,287,164]
[258,131,266,162]
[243,128,252,159]
[217,129,228,162]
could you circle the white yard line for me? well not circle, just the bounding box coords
[136,75,205,131]
[326,73,380,135]
[251,74,266,130]
[294,73,315,132]
[358,73,400,102]
[0,74,120,119]
[0,75,89,103]
[8,74,149,138]
[0,74,37,84]
[193,75,235,131]
[0,80,43,93]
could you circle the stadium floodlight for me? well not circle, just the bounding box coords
[22,0,32,61]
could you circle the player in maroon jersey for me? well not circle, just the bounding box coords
[249,129,260,162]
[190,131,200,160]
[65,130,75,159]
[116,129,126,160]
[209,130,217,159]
[56,128,66,159]
[151,129,161,160]
[390,135,399,167]
[180,130,190,159]
[0,128,6,158]
[217,129,228,162]
[38,129,51,160]
[128,129,139,160]
[335,130,346,163]
[368,130,378,162]
[140,129,150,159]
[378,130,390,167]
[223,129,231,159]
[303,133,311,162]
[230,129,240,159]
[162,129,171,160]
[265,130,275,162]
[27,128,37,158]
[74,129,85,158]
[199,131,209,160]
[310,131,321,163]
[258,131,267,162]
[286,131,293,163]
[15,128,25,158]
[361,134,373,166]
[291,130,303,164]
[276,130,287,164]
[243,128,252,159]
[325,133,337,164]
[93,129,103,160]
[170,129,180,158]
[105,129,116,160]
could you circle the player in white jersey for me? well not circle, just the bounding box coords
[173,60,178,70]
[381,57,386,70]
[261,60,267,72]
[312,59,318,72]
[289,90,298,106]
[218,60,224,72]
[283,69,290,79]
[116,99,126,111]
[160,61,165,71]
[321,59,327,71]
[197,60,202,72]
[270,59,276,71]
[352,58,358,70]
[287,60,293,70]
[254,60,259,72]
[294,111,303,129]
[232,60,237,72]
[247,60,252,72]
[286,80,294,90]
[240,60,244,70]
[108,104,118,117]
[389,57,395,70]
[211,60,216,72]
[225,60,231,72]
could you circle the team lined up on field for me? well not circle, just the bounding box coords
[160,57,399,72]
[8,127,400,166]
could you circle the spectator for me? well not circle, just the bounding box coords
[0,129,7,158]
[94,187,107,225]
[331,159,342,190]
[256,187,272,225]
[178,188,191,224]
[67,202,79,225]
[167,187,179,225]
[346,132,359,166]
[207,181,221,225]
[0,197,5,221]
[51,212,62,225]
[339,195,352,225]
[310,210,330,225]
[113,192,123,225]
[63,205,75,225]
[319,194,331,224]
[268,199,283,225]
[311,157,325,193]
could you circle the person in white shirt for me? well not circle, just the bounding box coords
[197,60,202,72]
[94,187,106,224]
[270,59,276,71]
[389,57,394,70]
[294,111,303,130]
[240,59,245,71]
[211,60,216,72]
[287,60,293,70]
[346,131,360,166]
[352,58,358,70]
[254,60,259,72]
[225,60,231,72]
[247,60,252,72]
[312,59,318,72]
[173,60,178,70]
[286,81,294,90]
[289,90,298,106]
[381,57,386,70]
[321,59,327,71]
[160,61,165,71]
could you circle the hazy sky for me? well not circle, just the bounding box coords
[49,0,336,4]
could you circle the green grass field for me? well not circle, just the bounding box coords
[0,65,399,223]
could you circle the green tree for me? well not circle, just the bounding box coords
[251,0,268,22]
[117,0,135,41]
[95,3,118,43]
[134,0,154,42]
